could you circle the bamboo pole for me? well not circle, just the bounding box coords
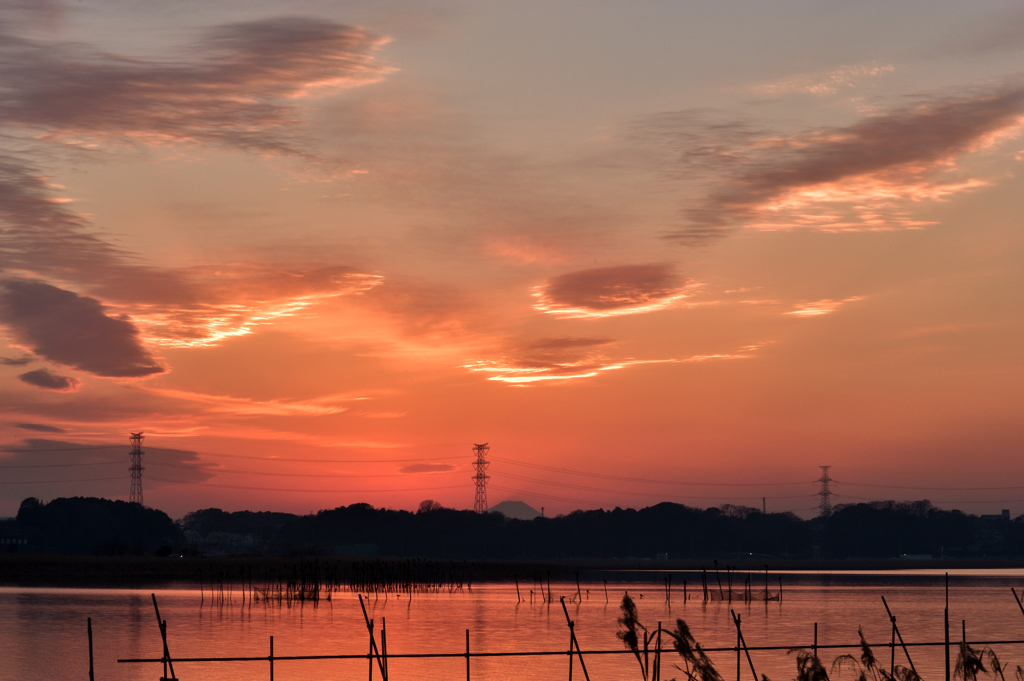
[151,594,176,681]
[881,596,918,674]
[382,617,389,681]
[269,635,274,681]
[560,597,592,681]
[87,617,95,681]
[656,622,662,681]
[732,610,758,681]
[466,629,471,681]
[358,595,386,679]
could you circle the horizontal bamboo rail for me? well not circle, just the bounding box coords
[118,638,1024,664]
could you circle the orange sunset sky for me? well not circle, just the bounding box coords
[1,0,1023,519]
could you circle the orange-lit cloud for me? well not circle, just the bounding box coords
[463,339,762,384]
[785,296,864,317]
[533,264,690,318]
[130,269,382,348]
[647,86,1024,241]
[145,387,360,417]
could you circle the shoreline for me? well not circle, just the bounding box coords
[3,554,1024,588]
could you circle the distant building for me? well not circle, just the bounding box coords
[488,500,541,520]
[980,510,1011,521]
[0,522,31,553]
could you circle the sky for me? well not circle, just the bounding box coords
[1,0,1023,520]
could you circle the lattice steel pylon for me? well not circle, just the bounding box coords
[817,465,832,517]
[472,443,490,513]
[129,432,145,505]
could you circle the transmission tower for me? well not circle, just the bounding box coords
[129,432,145,505]
[817,465,832,517]
[472,443,490,513]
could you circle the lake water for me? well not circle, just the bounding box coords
[4,570,1024,681]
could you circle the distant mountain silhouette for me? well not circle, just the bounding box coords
[489,500,541,520]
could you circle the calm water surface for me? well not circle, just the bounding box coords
[5,570,1024,680]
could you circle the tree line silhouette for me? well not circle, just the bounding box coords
[4,496,1023,559]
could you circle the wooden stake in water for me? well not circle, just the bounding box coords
[87,617,94,681]
[269,635,274,681]
[655,621,662,681]
[515,574,521,603]
[465,629,471,681]
[946,573,951,681]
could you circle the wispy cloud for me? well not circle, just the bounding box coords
[463,340,762,385]
[753,62,895,97]
[1,354,32,366]
[400,463,456,473]
[533,264,690,318]
[785,296,864,317]
[0,17,390,155]
[15,423,66,433]
[641,85,1024,242]
[144,387,361,417]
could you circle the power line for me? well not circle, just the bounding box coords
[491,469,815,501]
[2,445,467,464]
[837,481,1024,492]
[0,461,123,469]
[145,462,461,478]
[0,476,124,484]
[833,494,1024,505]
[491,456,811,487]
[147,476,468,494]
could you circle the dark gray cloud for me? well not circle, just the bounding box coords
[18,367,79,391]
[16,423,65,433]
[0,17,387,155]
[0,438,212,505]
[0,279,164,378]
[640,85,1024,242]
[1,354,32,365]
[535,264,688,316]
[400,463,456,474]
[0,151,128,283]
